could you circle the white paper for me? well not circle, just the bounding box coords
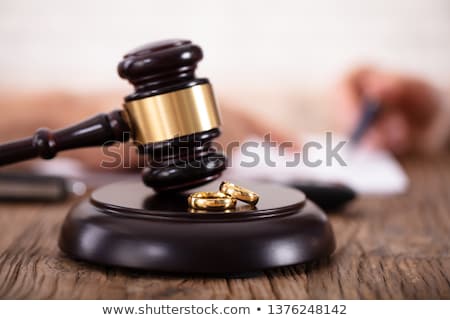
[228,134,409,195]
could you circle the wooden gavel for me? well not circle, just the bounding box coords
[0,39,227,192]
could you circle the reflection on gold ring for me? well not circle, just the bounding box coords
[188,191,236,211]
[219,181,259,206]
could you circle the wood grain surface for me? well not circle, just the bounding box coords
[0,154,449,299]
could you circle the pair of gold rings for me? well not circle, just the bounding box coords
[188,181,259,211]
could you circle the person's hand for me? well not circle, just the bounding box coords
[332,66,445,155]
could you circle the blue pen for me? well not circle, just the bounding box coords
[349,97,382,145]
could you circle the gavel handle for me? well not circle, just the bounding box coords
[0,110,130,166]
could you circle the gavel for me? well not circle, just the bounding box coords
[0,39,227,192]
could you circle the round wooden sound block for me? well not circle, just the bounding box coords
[59,180,335,274]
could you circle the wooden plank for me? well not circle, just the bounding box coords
[0,154,449,299]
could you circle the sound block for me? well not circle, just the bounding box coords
[59,179,336,274]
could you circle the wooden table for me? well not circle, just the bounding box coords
[0,154,449,299]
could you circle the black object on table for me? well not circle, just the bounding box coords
[291,181,356,211]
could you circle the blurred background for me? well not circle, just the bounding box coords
[2,0,450,300]
[1,0,449,133]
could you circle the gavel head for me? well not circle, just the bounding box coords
[117,39,227,192]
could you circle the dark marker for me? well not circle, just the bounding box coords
[349,97,382,145]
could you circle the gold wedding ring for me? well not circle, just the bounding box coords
[220,181,259,206]
[187,182,259,212]
[188,191,236,211]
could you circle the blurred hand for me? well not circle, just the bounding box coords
[332,66,446,155]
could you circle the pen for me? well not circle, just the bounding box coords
[349,97,382,145]
[0,173,86,202]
